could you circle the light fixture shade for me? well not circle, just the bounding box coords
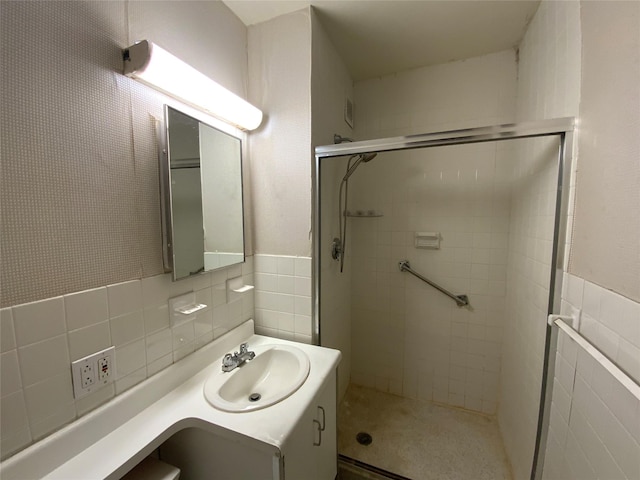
[123,40,263,131]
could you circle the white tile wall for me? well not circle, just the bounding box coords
[499,1,583,478]
[542,275,640,479]
[346,143,514,414]
[0,258,254,460]
[560,273,640,385]
[253,254,313,344]
[498,136,562,479]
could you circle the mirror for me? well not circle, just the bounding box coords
[163,105,245,280]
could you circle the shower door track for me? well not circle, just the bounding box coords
[313,117,576,480]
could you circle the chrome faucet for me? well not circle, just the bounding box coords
[222,343,255,372]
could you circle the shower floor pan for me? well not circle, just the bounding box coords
[338,384,513,480]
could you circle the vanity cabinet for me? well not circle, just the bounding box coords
[283,370,337,479]
[157,369,338,480]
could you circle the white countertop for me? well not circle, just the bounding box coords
[0,320,341,480]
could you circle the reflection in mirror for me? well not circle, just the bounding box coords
[165,106,245,281]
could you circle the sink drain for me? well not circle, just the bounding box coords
[356,432,373,446]
[248,393,261,402]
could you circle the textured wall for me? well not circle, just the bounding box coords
[248,9,313,258]
[569,0,640,302]
[0,1,250,307]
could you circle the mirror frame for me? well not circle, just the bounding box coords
[158,105,246,280]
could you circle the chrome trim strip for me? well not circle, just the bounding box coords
[157,109,173,273]
[532,130,571,480]
[315,118,575,158]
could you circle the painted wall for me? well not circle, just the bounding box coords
[569,1,640,302]
[354,50,516,140]
[247,9,313,258]
[311,7,356,401]
[0,0,256,460]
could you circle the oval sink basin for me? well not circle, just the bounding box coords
[204,344,310,412]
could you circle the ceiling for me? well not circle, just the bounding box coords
[222,0,540,81]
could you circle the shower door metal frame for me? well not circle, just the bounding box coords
[312,117,575,480]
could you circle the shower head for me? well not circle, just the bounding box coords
[342,152,378,181]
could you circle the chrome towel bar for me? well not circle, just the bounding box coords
[398,260,469,307]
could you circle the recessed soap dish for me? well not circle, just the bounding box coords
[415,232,440,249]
[226,276,255,303]
[168,291,207,327]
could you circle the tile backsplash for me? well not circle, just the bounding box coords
[253,254,313,344]
[560,273,640,385]
[0,259,255,459]
[542,272,640,479]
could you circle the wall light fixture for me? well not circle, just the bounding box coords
[123,40,263,131]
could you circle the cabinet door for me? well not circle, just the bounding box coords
[313,373,337,479]
[283,371,337,480]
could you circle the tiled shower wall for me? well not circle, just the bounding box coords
[499,1,583,478]
[0,261,254,459]
[347,142,514,414]
[499,136,561,479]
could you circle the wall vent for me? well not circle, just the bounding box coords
[344,97,354,128]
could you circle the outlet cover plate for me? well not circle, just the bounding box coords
[71,346,115,399]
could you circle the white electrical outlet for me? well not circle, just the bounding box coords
[81,362,96,388]
[71,346,115,399]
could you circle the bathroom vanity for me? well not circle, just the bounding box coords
[0,320,341,479]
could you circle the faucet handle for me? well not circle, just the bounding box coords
[239,342,255,360]
[222,353,235,367]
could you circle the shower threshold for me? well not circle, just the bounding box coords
[338,454,412,480]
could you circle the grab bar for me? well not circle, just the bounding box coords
[549,315,640,401]
[398,260,469,307]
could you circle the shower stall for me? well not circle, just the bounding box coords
[313,119,574,479]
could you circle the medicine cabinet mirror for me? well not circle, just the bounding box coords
[162,105,245,281]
